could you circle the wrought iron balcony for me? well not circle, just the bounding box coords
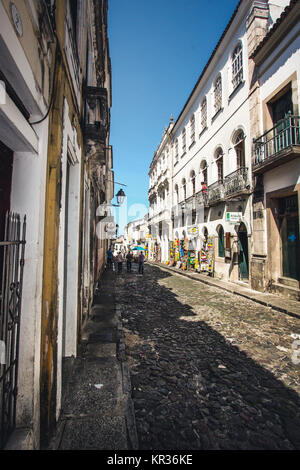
[208,180,224,205]
[84,86,108,135]
[184,195,196,211]
[84,86,109,161]
[224,167,250,198]
[195,189,209,207]
[253,114,300,174]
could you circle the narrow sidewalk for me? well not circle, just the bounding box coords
[148,261,300,319]
[48,268,138,450]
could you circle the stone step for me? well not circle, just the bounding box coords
[273,282,300,301]
[277,276,299,289]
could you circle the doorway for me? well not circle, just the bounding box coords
[238,222,249,280]
[0,141,13,287]
[279,195,299,281]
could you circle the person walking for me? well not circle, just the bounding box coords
[107,247,113,269]
[138,251,145,275]
[126,251,133,273]
[117,251,123,273]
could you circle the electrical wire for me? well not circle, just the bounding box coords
[29,32,58,126]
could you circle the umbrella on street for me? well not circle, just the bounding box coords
[131,246,145,251]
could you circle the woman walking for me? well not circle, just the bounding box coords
[117,252,123,273]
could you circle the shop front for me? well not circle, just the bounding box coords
[266,185,300,298]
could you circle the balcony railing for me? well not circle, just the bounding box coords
[184,195,196,211]
[253,114,300,167]
[84,86,109,161]
[224,167,249,197]
[208,180,224,204]
[195,190,209,207]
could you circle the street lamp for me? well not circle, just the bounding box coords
[116,188,126,206]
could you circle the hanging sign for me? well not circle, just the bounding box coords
[226,212,242,224]
[187,225,199,237]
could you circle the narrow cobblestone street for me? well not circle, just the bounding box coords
[115,262,300,450]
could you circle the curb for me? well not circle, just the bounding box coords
[148,261,300,320]
[116,303,139,450]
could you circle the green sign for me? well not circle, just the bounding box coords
[226,212,242,224]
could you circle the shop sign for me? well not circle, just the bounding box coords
[187,225,199,237]
[146,234,152,239]
[225,248,231,258]
[226,212,242,224]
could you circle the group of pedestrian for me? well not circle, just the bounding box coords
[106,247,145,275]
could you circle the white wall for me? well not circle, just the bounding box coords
[0,0,50,446]
[56,98,82,419]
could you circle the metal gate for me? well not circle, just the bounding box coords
[0,213,26,449]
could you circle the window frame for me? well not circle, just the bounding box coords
[214,74,222,113]
[182,179,187,200]
[232,42,243,90]
[190,114,195,144]
[201,97,207,130]
[182,128,186,155]
[215,147,224,182]
[174,139,179,163]
[200,160,208,185]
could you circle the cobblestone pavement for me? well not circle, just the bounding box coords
[114,262,300,450]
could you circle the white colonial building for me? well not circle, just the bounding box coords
[147,0,298,290]
[148,117,174,262]
[124,215,149,250]
[250,0,300,299]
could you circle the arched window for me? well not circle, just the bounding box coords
[215,147,224,182]
[200,160,208,185]
[174,184,179,204]
[190,170,196,195]
[232,43,243,89]
[182,178,187,200]
[234,130,245,168]
[201,97,207,129]
[214,74,222,113]
[218,225,225,257]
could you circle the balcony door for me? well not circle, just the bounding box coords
[271,88,293,124]
[271,88,293,153]
[238,223,249,280]
[234,131,245,169]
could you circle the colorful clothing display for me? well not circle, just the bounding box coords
[199,236,214,274]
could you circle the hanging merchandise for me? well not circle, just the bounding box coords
[184,237,189,251]
[180,239,184,258]
[199,235,214,274]
[169,241,175,266]
[206,236,214,274]
[188,250,196,270]
[179,239,188,270]
[174,239,180,262]
[157,244,161,262]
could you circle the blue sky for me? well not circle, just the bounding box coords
[108,0,239,233]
